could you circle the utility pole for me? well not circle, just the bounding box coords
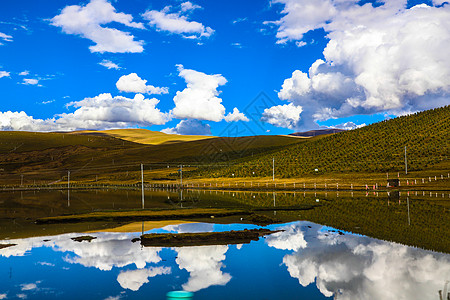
[20,174,23,187]
[180,165,183,187]
[141,164,144,209]
[67,171,70,207]
[272,157,275,181]
[405,146,408,175]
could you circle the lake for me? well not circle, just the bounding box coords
[0,189,449,299]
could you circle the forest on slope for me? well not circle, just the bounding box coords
[191,106,449,178]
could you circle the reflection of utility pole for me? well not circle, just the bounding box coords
[407,197,410,226]
[405,146,408,175]
[141,164,145,209]
[272,158,275,181]
[273,192,276,216]
[438,281,449,300]
[180,165,183,187]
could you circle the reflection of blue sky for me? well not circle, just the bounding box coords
[152,222,260,234]
[0,222,449,299]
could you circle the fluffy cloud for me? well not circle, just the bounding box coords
[116,73,168,95]
[0,71,10,78]
[271,0,338,44]
[224,108,249,122]
[265,223,307,251]
[51,0,144,53]
[0,32,12,44]
[176,245,231,292]
[99,60,122,70]
[269,222,450,300]
[0,232,163,271]
[19,71,30,76]
[20,283,38,291]
[271,1,450,129]
[161,119,212,135]
[0,111,57,131]
[0,93,170,131]
[261,103,303,129]
[143,3,214,39]
[161,223,214,233]
[181,2,202,13]
[117,267,171,291]
[171,65,227,121]
[329,121,366,130]
[22,78,40,86]
[59,93,170,129]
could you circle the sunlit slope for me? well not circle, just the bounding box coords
[0,131,138,154]
[59,135,304,168]
[0,133,303,182]
[196,106,450,178]
[78,129,214,145]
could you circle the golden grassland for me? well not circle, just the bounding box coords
[0,132,301,186]
[76,128,214,145]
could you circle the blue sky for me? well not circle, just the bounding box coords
[0,0,449,136]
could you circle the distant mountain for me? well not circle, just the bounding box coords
[289,129,346,137]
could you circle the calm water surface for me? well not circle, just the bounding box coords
[0,189,449,299]
[1,221,449,299]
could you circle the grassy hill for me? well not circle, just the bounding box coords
[192,106,450,178]
[0,131,139,154]
[0,106,447,185]
[76,129,213,145]
[0,131,302,185]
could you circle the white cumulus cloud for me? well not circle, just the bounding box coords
[261,103,303,129]
[0,93,170,131]
[117,267,171,291]
[224,108,249,122]
[51,0,144,53]
[99,60,122,70]
[271,1,450,129]
[0,71,10,78]
[181,1,202,13]
[116,73,168,95]
[171,65,227,122]
[161,119,212,135]
[22,78,41,86]
[143,3,214,39]
[20,283,38,291]
[276,222,450,300]
[176,245,231,292]
[0,32,12,43]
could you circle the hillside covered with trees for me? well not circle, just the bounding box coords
[193,106,449,178]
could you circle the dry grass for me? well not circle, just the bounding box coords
[93,129,214,145]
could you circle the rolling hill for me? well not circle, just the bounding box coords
[193,106,450,178]
[0,131,302,185]
[289,128,346,137]
[76,129,214,145]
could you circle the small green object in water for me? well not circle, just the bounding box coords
[166,291,194,299]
